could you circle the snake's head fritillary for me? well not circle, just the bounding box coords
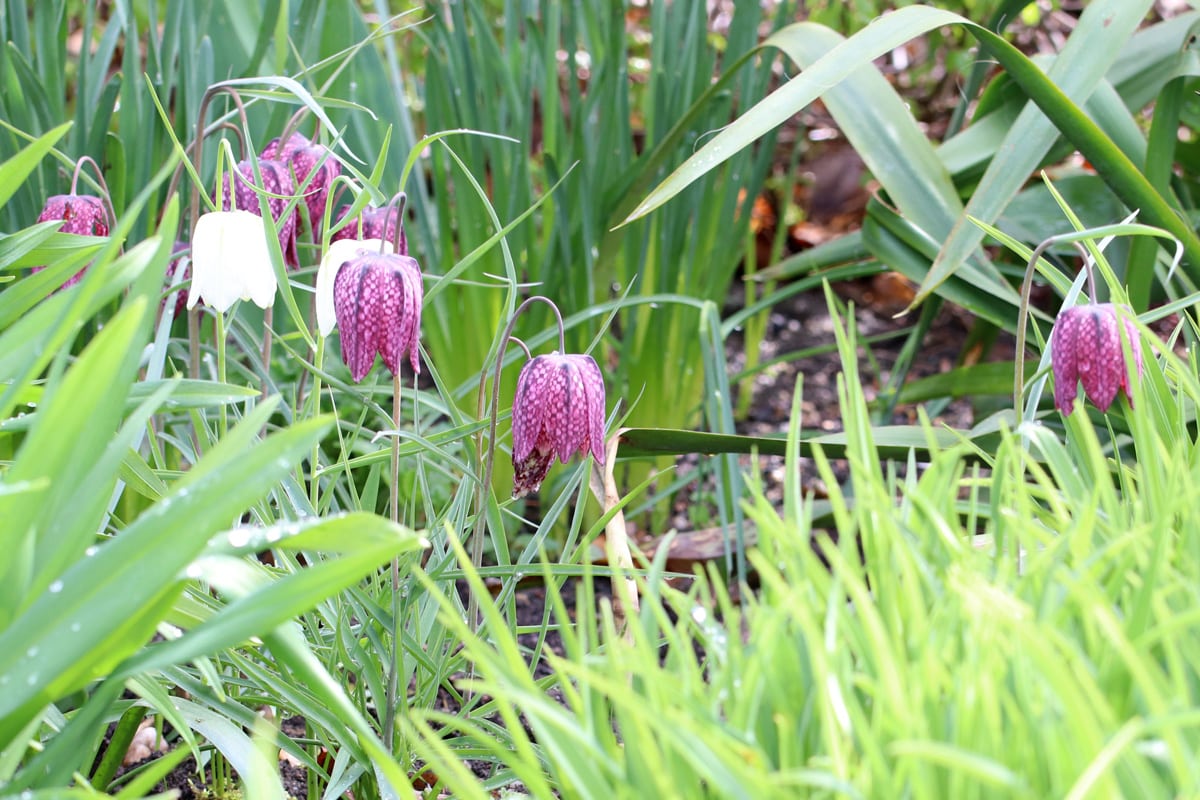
[332,252,424,382]
[511,353,606,497]
[1050,302,1143,414]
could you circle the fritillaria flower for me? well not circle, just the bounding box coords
[333,251,423,381]
[31,194,110,288]
[261,133,341,239]
[511,353,606,497]
[1051,302,1143,414]
[217,159,300,269]
[187,210,277,313]
[315,238,394,337]
[331,203,406,255]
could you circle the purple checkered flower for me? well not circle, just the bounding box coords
[217,159,300,269]
[1051,302,1143,414]
[511,353,606,497]
[331,203,406,256]
[261,133,341,239]
[333,252,423,382]
[31,194,109,288]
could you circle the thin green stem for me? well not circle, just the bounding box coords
[215,310,228,438]
[383,372,402,753]
[308,336,326,510]
[188,308,200,381]
[261,306,273,401]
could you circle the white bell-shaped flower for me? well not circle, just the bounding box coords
[187,210,277,313]
[315,238,393,337]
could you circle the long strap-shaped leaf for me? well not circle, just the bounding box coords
[622,4,1200,303]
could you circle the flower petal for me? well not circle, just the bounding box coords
[189,210,276,313]
[316,239,392,337]
[512,359,542,462]
[577,354,607,464]
[513,448,555,498]
[1051,309,1081,415]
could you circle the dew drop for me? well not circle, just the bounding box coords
[26,646,38,659]
[48,580,63,594]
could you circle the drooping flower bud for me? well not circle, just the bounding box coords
[333,252,423,382]
[511,353,606,497]
[217,159,300,269]
[31,194,110,289]
[188,210,277,313]
[331,204,406,256]
[1050,302,1143,414]
[261,133,341,240]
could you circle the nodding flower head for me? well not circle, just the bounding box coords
[217,159,300,269]
[332,204,406,256]
[1051,302,1143,414]
[332,251,423,382]
[316,238,393,338]
[188,210,277,313]
[31,194,110,289]
[261,133,341,240]
[511,353,606,497]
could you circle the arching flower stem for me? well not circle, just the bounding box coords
[1015,236,1094,418]
[68,155,117,235]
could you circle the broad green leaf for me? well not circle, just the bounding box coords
[119,514,425,677]
[0,226,99,271]
[614,424,994,463]
[0,299,147,624]
[170,696,285,800]
[897,361,1017,404]
[0,404,332,750]
[766,23,965,254]
[621,3,1192,303]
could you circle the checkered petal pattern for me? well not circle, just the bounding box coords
[217,159,300,269]
[1050,303,1143,414]
[31,194,109,289]
[332,252,424,382]
[261,133,341,240]
[511,353,606,497]
[331,204,407,256]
